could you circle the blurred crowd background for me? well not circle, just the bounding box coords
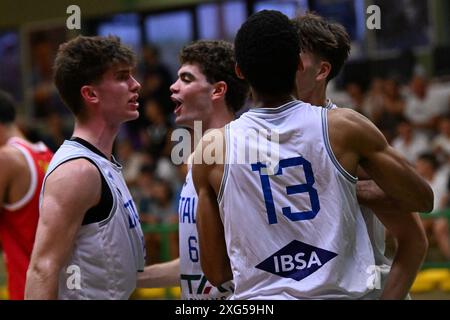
[0,0,450,267]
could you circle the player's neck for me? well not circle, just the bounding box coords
[72,121,116,160]
[302,83,327,107]
[251,90,295,109]
[203,109,234,132]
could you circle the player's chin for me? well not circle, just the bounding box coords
[125,110,140,121]
[174,116,194,129]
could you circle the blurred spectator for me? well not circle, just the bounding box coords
[344,82,365,114]
[361,77,384,123]
[30,39,66,119]
[416,153,450,260]
[0,33,21,100]
[432,116,450,164]
[391,117,429,164]
[326,79,353,108]
[115,139,146,187]
[139,45,173,116]
[376,76,406,141]
[404,74,450,135]
[136,167,178,264]
[39,112,72,152]
[140,99,173,159]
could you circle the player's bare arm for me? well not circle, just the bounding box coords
[192,128,232,287]
[25,159,101,299]
[375,211,427,299]
[137,258,180,288]
[0,148,14,208]
[327,108,433,213]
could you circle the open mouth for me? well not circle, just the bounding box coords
[128,95,139,107]
[171,96,183,114]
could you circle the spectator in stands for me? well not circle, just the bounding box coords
[139,45,173,116]
[361,77,385,124]
[404,73,450,135]
[377,76,406,142]
[416,153,450,260]
[432,116,450,164]
[392,117,429,164]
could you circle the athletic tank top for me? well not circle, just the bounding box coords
[41,139,145,299]
[219,100,376,299]
[0,137,53,300]
[178,165,234,299]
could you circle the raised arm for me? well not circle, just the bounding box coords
[328,108,433,213]
[192,129,232,287]
[25,159,101,299]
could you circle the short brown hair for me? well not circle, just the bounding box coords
[179,40,249,113]
[53,35,136,116]
[292,12,350,81]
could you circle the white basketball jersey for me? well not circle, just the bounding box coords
[41,139,145,299]
[219,100,376,299]
[327,100,391,296]
[179,165,234,299]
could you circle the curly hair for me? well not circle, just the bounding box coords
[234,10,300,95]
[0,90,16,124]
[179,40,249,113]
[292,12,350,81]
[53,35,136,116]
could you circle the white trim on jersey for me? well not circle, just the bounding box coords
[2,143,38,211]
[217,124,231,204]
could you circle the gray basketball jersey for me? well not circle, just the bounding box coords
[41,139,145,300]
[178,165,234,299]
[219,100,376,299]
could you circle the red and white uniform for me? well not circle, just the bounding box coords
[0,137,53,300]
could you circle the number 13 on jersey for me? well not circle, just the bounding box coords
[251,156,320,224]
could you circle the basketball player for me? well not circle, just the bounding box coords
[292,13,427,299]
[25,36,145,299]
[0,91,53,300]
[193,10,433,299]
[137,40,248,299]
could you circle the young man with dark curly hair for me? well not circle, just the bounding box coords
[193,10,433,299]
[292,12,427,300]
[137,40,248,299]
[25,36,146,299]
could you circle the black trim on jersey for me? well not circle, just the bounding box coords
[70,137,109,160]
[82,157,113,225]
[68,137,115,224]
[54,156,113,225]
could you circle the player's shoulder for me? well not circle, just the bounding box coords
[48,158,101,185]
[328,107,371,132]
[0,144,25,167]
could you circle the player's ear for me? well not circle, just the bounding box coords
[317,61,331,82]
[80,85,99,105]
[235,64,245,79]
[212,81,227,100]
